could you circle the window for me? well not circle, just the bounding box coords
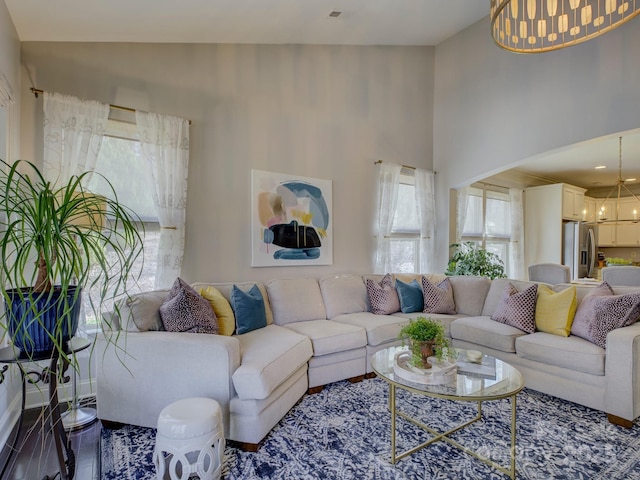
[389,172,420,273]
[81,120,159,329]
[461,186,512,272]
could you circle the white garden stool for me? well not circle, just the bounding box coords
[153,397,225,480]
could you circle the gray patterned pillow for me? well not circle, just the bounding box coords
[160,278,219,334]
[422,276,456,315]
[572,284,640,348]
[365,274,401,315]
[491,283,538,333]
[571,281,614,338]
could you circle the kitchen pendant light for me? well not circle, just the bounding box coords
[595,136,640,225]
[491,0,640,53]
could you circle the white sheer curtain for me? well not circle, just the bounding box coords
[374,162,401,274]
[509,188,526,279]
[0,73,14,107]
[136,111,190,289]
[43,92,109,184]
[415,168,436,273]
[455,187,471,243]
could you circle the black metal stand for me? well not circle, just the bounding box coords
[0,337,90,480]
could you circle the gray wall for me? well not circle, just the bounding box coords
[433,17,640,270]
[20,42,435,283]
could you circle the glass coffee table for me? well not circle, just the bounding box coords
[371,346,525,479]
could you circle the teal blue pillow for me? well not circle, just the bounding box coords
[230,284,267,335]
[396,279,424,313]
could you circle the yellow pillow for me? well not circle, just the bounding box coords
[199,286,236,336]
[535,285,577,336]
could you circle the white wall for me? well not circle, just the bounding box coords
[20,42,435,283]
[433,16,640,271]
[0,0,22,457]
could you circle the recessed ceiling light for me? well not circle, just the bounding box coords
[329,10,342,17]
[595,165,607,169]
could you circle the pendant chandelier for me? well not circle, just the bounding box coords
[596,137,640,224]
[491,0,640,53]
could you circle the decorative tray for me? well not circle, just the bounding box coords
[393,350,457,385]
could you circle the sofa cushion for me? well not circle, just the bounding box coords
[198,285,236,336]
[232,324,312,400]
[284,319,367,356]
[491,283,538,334]
[515,332,605,376]
[364,274,401,315]
[160,278,218,334]
[320,274,368,319]
[267,278,327,325]
[332,311,407,346]
[448,276,491,316]
[450,316,527,353]
[230,284,268,335]
[422,276,456,314]
[391,312,461,338]
[535,285,577,337]
[115,289,169,332]
[396,278,424,313]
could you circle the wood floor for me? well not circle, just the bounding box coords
[1,400,101,480]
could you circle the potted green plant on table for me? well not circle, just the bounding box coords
[0,159,143,359]
[445,241,507,280]
[398,316,449,370]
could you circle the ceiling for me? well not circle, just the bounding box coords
[510,130,640,195]
[4,0,488,46]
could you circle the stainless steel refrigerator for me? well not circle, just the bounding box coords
[563,221,598,280]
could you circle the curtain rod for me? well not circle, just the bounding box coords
[30,87,192,125]
[373,159,437,174]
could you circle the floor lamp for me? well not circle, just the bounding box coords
[61,357,97,431]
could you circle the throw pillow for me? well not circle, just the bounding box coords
[199,286,236,336]
[491,283,538,333]
[421,276,456,315]
[396,278,424,313]
[571,284,640,348]
[571,281,614,338]
[535,285,577,337]
[365,274,401,315]
[230,284,268,335]
[159,278,218,334]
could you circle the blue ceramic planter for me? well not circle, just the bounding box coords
[6,286,81,355]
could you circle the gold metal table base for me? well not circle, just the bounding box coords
[389,383,518,479]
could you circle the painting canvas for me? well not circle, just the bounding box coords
[251,169,333,267]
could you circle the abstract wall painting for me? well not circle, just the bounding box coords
[251,169,333,267]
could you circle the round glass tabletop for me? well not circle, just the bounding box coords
[371,345,525,401]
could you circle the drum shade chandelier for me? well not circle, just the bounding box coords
[491,0,640,53]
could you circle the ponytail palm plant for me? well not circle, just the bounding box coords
[0,159,143,358]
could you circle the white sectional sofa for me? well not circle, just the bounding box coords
[94,273,640,451]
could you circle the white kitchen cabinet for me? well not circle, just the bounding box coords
[583,196,597,223]
[562,185,586,221]
[616,224,639,246]
[598,224,616,247]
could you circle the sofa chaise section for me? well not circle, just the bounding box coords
[267,276,368,391]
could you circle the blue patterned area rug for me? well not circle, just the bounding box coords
[101,377,640,479]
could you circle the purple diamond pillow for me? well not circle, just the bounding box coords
[491,283,538,333]
[572,282,640,348]
[160,278,219,334]
[422,276,456,315]
[366,274,401,315]
[571,281,614,339]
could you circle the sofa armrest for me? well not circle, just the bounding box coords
[94,331,241,433]
[605,322,640,422]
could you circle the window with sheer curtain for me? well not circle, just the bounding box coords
[461,186,512,273]
[82,119,160,329]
